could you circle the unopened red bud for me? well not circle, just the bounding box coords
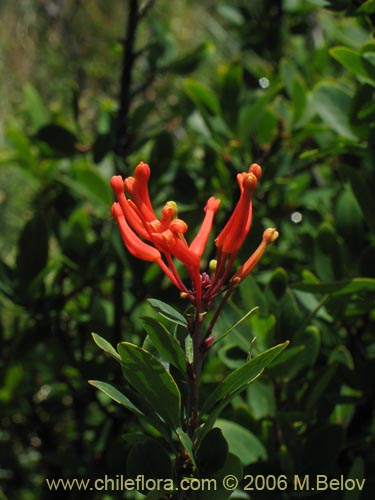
[243,172,258,191]
[110,176,125,196]
[203,336,215,349]
[249,163,262,179]
[134,161,151,181]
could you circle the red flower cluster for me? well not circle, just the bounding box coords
[111,162,278,309]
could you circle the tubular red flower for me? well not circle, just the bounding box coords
[231,228,279,283]
[110,160,272,308]
[111,203,161,262]
[128,162,157,222]
[189,197,221,258]
[110,182,150,240]
[151,232,200,268]
[215,171,258,254]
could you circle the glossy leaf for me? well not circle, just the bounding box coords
[141,317,187,376]
[88,380,143,415]
[117,342,181,428]
[147,298,188,328]
[201,342,289,413]
[216,419,267,465]
[191,453,243,500]
[196,427,228,476]
[176,427,197,468]
[126,438,173,484]
[92,332,121,362]
[330,47,373,83]
[356,0,375,14]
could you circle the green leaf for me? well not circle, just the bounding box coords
[70,163,112,207]
[287,326,321,379]
[220,64,243,129]
[183,79,221,116]
[201,342,289,413]
[196,428,228,476]
[191,453,243,500]
[330,47,374,83]
[165,42,211,75]
[291,278,375,296]
[247,380,276,418]
[23,83,50,131]
[92,332,121,362]
[238,84,282,144]
[216,306,259,344]
[343,457,365,500]
[126,438,173,488]
[117,342,181,428]
[265,345,306,378]
[216,419,267,465]
[176,428,197,468]
[141,317,187,376]
[35,124,78,156]
[357,0,375,14]
[88,380,143,415]
[342,165,375,232]
[147,298,188,328]
[312,82,356,139]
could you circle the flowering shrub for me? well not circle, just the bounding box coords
[1,1,374,499]
[90,161,287,497]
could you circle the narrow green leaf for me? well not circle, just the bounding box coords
[201,342,289,413]
[176,428,197,468]
[357,0,375,14]
[88,380,143,415]
[118,342,181,428]
[216,306,259,344]
[147,298,188,328]
[92,332,121,362]
[330,47,373,82]
[291,278,375,296]
[142,317,187,376]
[183,79,221,116]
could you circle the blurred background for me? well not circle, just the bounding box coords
[0,0,374,498]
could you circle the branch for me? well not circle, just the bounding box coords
[113,0,140,159]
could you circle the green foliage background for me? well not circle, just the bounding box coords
[0,0,374,498]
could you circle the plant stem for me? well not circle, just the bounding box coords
[114,0,140,159]
[186,310,205,438]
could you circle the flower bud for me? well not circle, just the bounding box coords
[249,163,262,179]
[209,259,217,274]
[263,228,279,244]
[203,336,215,349]
[110,175,125,196]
